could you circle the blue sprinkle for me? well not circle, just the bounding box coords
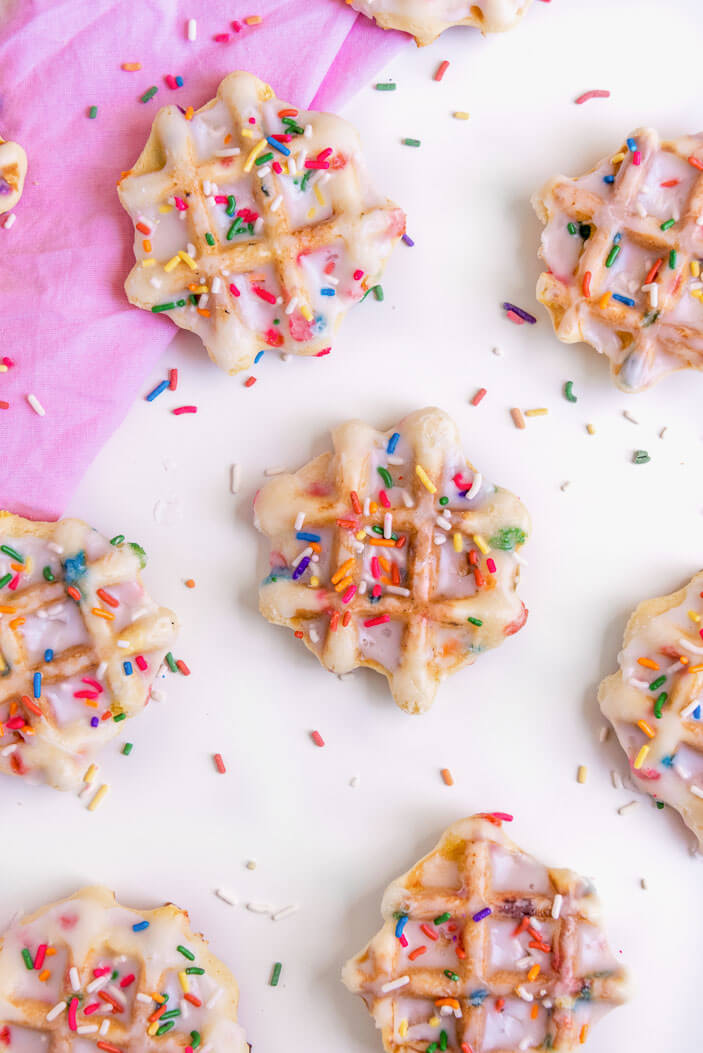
[395,915,408,938]
[614,232,622,244]
[612,293,635,307]
[123,661,133,676]
[469,989,489,1006]
[90,716,99,728]
[296,532,321,543]
[662,754,676,767]
[266,135,290,157]
[33,672,41,698]
[44,649,54,663]
[695,706,701,720]
[320,288,335,296]
[146,379,169,402]
[254,350,265,364]
[402,233,415,247]
[603,175,615,184]
[63,551,87,584]
[175,75,184,87]
[627,137,637,152]
[132,921,150,932]
[387,432,400,455]
[292,556,311,581]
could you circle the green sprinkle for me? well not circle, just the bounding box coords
[226,195,236,216]
[633,450,651,464]
[434,911,451,925]
[564,380,577,403]
[567,222,577,235]
[373,285,384,301]
[1,545,24,563]
[42,566,55,582]
[375,82,396,91]
[227,219,243,241]
[440,1031,448,1052]
[669,249,677,269]
[129,541,147,568]
[489,526,526,551]
[122,742,133,756]
[188,293,198,305]
[656,801,665,809]
[649,675,667,691]
[605,244,621,268]
[186,967,205,975]
[152,302,176,313]
[113,712,127,723]
[0,574,12,589]
[21,949,33,970]
[140,86,158,103]
[156,1022,175,1036]
[427,1045,438,1053]
[255,152,274,166]
[377,466,393,488]
[205,233,215,247]
[176,299,186,307]
[177,945,195,961]
[654,692,668,719]
[270,961,282,986]
[403,138,421,147]
[467,616,483,627]
[642,309,660,327]
[110,534,125,546]
[88,105,98,119]
[190,1032,201,1050]
[439,496,449,506]
[300,170,313,192]
[160,1010,181,1021]
[444,969,460,982]
[166,652,178,673]
[660,218,675,231]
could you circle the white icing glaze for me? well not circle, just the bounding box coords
[0,139,27,214]
[349,0,531,43]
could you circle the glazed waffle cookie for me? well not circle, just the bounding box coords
[0,514,178,791]
[0,885,248,1052]
[532,128,703,392]
[598,570,703,848]
[0,139,27,214]
[343,814,628,1053]
[118,71,405,375]
[347,0,531,45]
[254,407,529,714]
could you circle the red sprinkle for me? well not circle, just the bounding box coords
[253,286,277,304]
[34,944,47,970]
[67,585,81,602]
[214,753,226,774]
[689,156,703,172]
[176,659,190,676]
[353,269,364,280]
[168,368,178,390]
[0,401,9,410]
[229,283,240,297]
[311,730,325,747]
[575,89,611,104]
[97,588,119,608]
[120,973,135,988]
[316,348,331,357]
[471,387,487,407]
[434,60,450,81]
[172,405,197,415]
[244,376,257,387]
[363,614,390,628]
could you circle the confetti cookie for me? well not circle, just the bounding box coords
[532,128,703,392]
[347,0,531,45]
[254,407,529,714]
[343,814,628,1053]
[598,570,703,848]
[0,138,27,214]
[118,71,405,375]
[0,514,178,791]
[0,886,248,1052]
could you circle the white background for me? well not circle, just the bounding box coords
[3,1,703,1049]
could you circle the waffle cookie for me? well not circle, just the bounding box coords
[343,814,628,1052]
[347,0,531,45]
[0,885,248,1052]
[118,71,405,375]
[533,128,703,391]
[0,514,178,791]
[254,407,529,714]
[598,570,703,848]
[0,139,27,214]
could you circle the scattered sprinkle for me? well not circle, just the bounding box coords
[140,86,158,104]
[172,405,197,415]
[453,111,470,120]
[575,89,611,104]
[26,394,46,417]
[434,60,450,82]
[440,768,454,786]
[623,410,639,425]
[230,463,241,494]
[470,387,487,407]
[510,408,526,430]
[311,730,325,747]
[213,753,227,774]
[216,889,238,906]
[88,105,98,119]
[403,138,421,148]
[563,381,577,403]
[577,765,587,784]
[618,800,639,816]
[269,962,283,987]
[633,449,651,464]
[375,82,396,91]
[121,742,133,756]
[502,302,536,324]
[87,783,110,812]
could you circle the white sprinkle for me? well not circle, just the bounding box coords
[3,211,16,229]
[27,393,46,417]
[86,974,109,994]
[70,967,81,991]
[99,1020,110,1036]
[304,124,313,138]
[46,1002,67,1021]
[358,580,368,595]
[230,463,241,494]
[288,154,297,175]
[681,699,701,719]
[611,770,622,790]
[350,774,360,788]
[211,276,222,294]
[117,639,129,649]
[285,296,298,315]
[309,628,320,644]
[106,985,125,1005]
[77,1025,98,1035]
[641,878,648,890]
[271,194,283,212]
[466,472,482,499]
[95,661,108,679]
[512,551,528,566]
[515,985,533,1002]
[206,988,223,1010]
[551,894,563,919]
[0,744,18,757]
[137,993,153,1005]
[247,901,273,914]
[435,516,451,531]
[187,17,197,40]
[679,637,703,655]
[216,888,238,906]
[381,976,410,994]
[255,218,264,234]
[187,242,197,258]
[294,512,306,530]
[560,480,571,492]
[198,293,208,309]
[433,533,447,545]
[635,202,647,218]
[272,904,300,922]
[264,466,286,477]
[618,800,639,816]
[215,148,241,157]
[383,512,393,539]
[385,585,411,597]
[690,785,703,799]
[628,677,650,689]
[386,454,404,466]
[400,489,414,508]
[291,546,312,569]
[257,165,271,178]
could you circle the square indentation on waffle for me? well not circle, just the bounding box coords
[343,815,629,1053]
[118,71,405,375]
[533,128,703,391]
[599,568,703,848]
[0,514,178,791]
[255,408,530,713]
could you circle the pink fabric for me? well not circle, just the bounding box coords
[0,0,405,519]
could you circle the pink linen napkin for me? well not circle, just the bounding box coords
[0,0,405,520]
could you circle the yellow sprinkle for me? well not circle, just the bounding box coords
[637,720,655,739]
[611,152,626,164]
[147,1022,159,1037]
[151,993,166,1004]
[178,250,198,270]
[633,745,649,771]
[355,531,366,542]
[0,364,6,373]
[309,576,319,588]
[314,185,325,208]
[307,207,316,219]
[453,532,463,553]
[158,204,173,213]
[83,764,98,785]
[599,291,612,309]
[527,964,541,982]
[189,285,208,294]
[88,783,110,812]
[415,464,436,493]
[692,289,703,303]
[429,1016,440,1028]
[577,765,587,784]
[453,111,470,120]
[164,254,181,273]
[141,258,157,268]
[525,408,548,417]
[245,14,262,24]
[473,533,489,555]
[178,971,189,994]
[243,138,266,173]
[688,610,701,623]
[586,423,596,435]
[691,260,701,277]
[300,304,313,322]
[399,1020,408,1038]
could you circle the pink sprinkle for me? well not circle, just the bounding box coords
[83,1003,101,1016]
[34,945,47,970]
[372,584,382,598]
[506,310,525,325]
[174,196,188,211]
[317,148,333,161]
[304,160,329,170]
[172,405,197,415]
[165,74,178,90]
[371,557,381,579]
[68,998,78,1032]
[135,655,148,671]
[487,558,497,573]
[272,160,282,174]
[232,20,242,31]
[316,348,331,357]
[633,150,641,166]
[399,934,408,947]
[214,195,228,204]
[378,489,391,508]
[93,967,111,977]
[699,628,703,641]
[73,690,99,700]
[8,574,19,591]
[353,269,364,280]
[120,974,135,989]
[1,357,13,368]
[575,89,610,104]
[364,614,390,628]
[342,584,357,604]
[471,387,487,407]
[434,60,450,82]
[311,730,325,747]
[229,283,240,297]
[169,368,178,391]
[214,753,226,774]
[213,32,230,42]
[82,677,104,693]
[253,286,277,305]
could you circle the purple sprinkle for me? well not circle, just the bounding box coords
[0,177,11,196]
[472,907,492,923]
[90,716,100,728]
[402,233,415,247]
[502,302,537,324]
[292,555,311,581]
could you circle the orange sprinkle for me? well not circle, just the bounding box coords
[148,1004,167,1024]
[38,969,51,982]
[350,491,362,514]
[143,239,152,252]
[278,108,298,118]
[224,133,232,145]
[136,221,151,235]
[45,948,56,957]
[185,106,194,121]
[527,964,540,982]
[368,538,397,547]
[637,720,655,739]
[688,664,703,674]
[244,15,263,25]
[435,998,461,1010]
[184,993,202,1007]
[530,1004,539,1020]
[9,562,23,573]
[121,62,142,71]
[0,605,16,614]
[579,1024,589,1044]
[294,630,304,639]
[91,607,115,621]
[510,407,526,430]
[582,270,592,297]
[495,997,505,1012]
[197,308,211,317]
[66,585,81,602]
[8,617,25,630]
[185,579,196,589]
[408,946,426,961]
[637,657,659,670]
[329,611,339,632]
[342,610,351,627]
[599,290,612,310]
[21,695,42,716]
[440,768,454,786]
